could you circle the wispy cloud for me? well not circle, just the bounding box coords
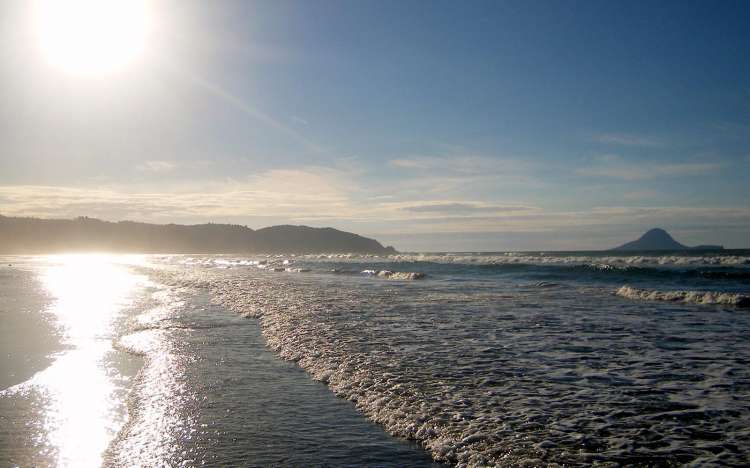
[1,181,748,245]
[622,190,658,201]
[576,155,723,180]
[291,115,309,125]
[388,155,533,175]
[369,205,750,236]
[0,167,356,223]
[136,160,178,173]
[188,73,326,155]
[384,155,544,198]
[594,133,662,147]
[400,202,537,215]
[710,121,750,136]
[592,154,621,163]
[1,149,747,248]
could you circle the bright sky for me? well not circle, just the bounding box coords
[0,0,748,250]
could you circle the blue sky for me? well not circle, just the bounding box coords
[0,0,748,250]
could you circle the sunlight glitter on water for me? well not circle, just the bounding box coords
[8,254,147,467]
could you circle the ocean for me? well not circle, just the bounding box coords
[1,251,749,466]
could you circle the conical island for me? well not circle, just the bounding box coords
[611,228,724,251]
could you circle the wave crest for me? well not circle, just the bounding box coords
[372,270,426,280]
[616,286,750,308]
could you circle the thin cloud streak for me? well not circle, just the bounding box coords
[576,158,724,180]
[400,202,538,215]
[594,133,663,147]
[188,73,326,155]
[136,160,178,172]
[388,155,535,175]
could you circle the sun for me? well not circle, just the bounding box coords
[34,0,153,76]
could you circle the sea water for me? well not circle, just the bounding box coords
[1,251,749,466]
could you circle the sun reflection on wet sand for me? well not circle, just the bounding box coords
[1,254,148,467]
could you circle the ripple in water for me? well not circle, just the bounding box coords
[0,255,148,467]
[150,260,750,467]
[109,283,441,467]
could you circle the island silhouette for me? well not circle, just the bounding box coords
[0,215,397,254]
[612,228,724,251]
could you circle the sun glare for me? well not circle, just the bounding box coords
[13,254,149,466]
[34,0,153,76]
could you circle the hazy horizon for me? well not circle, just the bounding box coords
[1,0,748,251]
[1,213,746,253]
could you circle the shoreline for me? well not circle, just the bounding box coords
[0,258,149,467]
[0,262,61,391]
[108,274,442,466]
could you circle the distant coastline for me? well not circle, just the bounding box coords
[0,215,397,255]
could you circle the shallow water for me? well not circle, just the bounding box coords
[0,256,147,467]
[1,252,749,466]
[0,256,441,467]
[0,264,57,390]
[109,287,440,467]
[155,251,750,466]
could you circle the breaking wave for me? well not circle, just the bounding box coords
[168,252,750,269]
[616,285,750,308]
[301,252,750,268]
[145,265,750,466]
[362,270,427,280]
[160,254,750,288]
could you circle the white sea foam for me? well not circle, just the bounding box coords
[284,267,310,273]
[173,252,750,271]
[300,252,750,268]
[371,270,425,280]
[359,269,426,280]
[144,264,750,466]
[147,268,501,465]
[616,285,750,308]
[384,271,426,280]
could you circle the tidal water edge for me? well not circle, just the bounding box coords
[1,251,749,466]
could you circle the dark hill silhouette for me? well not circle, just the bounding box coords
[612,228,723,251]
[253,225,388,253]
[0,215,397,254]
